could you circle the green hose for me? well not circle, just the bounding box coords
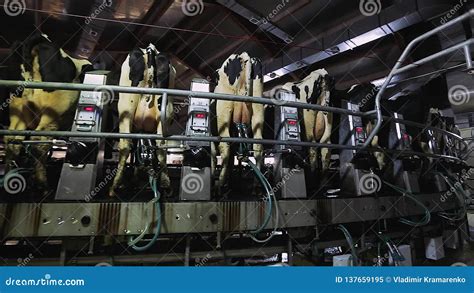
[246,159,274,234]
[383,180,431,226]
[234,123,274,235]
[337,224,359,266]
[437,173,467,221]
[129,175,161,251]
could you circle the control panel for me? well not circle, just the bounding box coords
[347,103,366,147]
[275,90,301,150]
[394,113,412,150]
[73,73,107,135]
[185,80,210,147]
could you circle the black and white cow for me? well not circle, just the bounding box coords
[4,33,92,192]
[282,69,333,172]
[110,43,175,197]
[212,52,264,191]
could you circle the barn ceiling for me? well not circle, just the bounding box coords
[0,0,471,92]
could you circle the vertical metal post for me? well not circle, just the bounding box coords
[464,45,473,72]
[160,92,169,136]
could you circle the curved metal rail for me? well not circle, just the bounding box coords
[364,9,474,149]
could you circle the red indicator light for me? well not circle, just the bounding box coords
[288,120,297,125]
[403,133,410,140]
[355,127,363,133]
[195,113,206,119]
[84,106,94,112]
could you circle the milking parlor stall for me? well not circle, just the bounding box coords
[0,0,473,268]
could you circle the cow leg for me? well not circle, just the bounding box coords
[318,112,333,171]
[30,115,59,192]
[216,101,233,191]
[4,97,35,170]
[156,118,171,197]
[251,103,264,170]
[110,93,139,197]
[366,121,385,170]
[303,110,317,172]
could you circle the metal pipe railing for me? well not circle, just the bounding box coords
[364,8,474,149]
[0,79,466,145]
[0,80,368,117]
[0,129,463,162]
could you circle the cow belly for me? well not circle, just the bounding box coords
[133,96,158,133]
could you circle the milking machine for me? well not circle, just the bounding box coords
[55,71,109,200]
[339,100,379,195]
[387,112,420,193]
[179,79,212,201]
[272,89,306,199]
